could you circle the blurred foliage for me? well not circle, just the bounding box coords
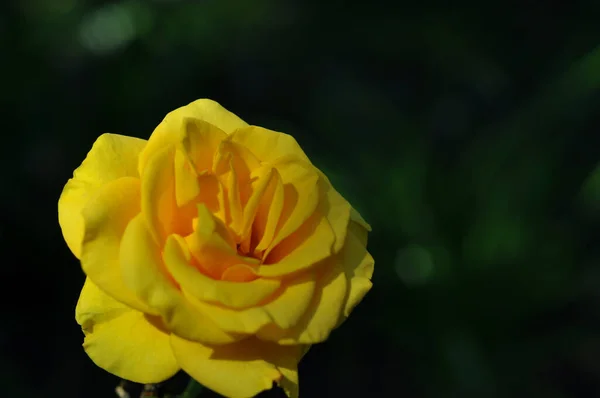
[2,0,600,397]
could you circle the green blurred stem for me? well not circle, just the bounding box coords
[178,379,204,398]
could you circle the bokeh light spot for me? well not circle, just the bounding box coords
[395,244,435,285]
[78,3,136,55]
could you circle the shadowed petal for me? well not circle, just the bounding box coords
[170,335,303,398]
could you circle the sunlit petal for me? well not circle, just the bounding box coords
[59,134,146,258]
[184,271,316,335]
[80,177,157,314]
[263,159,319,256]
[340,225,374,317]
[230,126,310,164]
[257,260,347,345]
[164,235,280,309]
[171,335,302,398]
[76,278,179,383]
[139,99,246,174]
[257,213,335,277]
[252,169,285,253]
[120,214,240,344]
[185,204,258,279]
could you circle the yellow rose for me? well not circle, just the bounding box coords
[58,99,374,398]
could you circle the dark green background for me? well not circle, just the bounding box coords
[3,0,600,397]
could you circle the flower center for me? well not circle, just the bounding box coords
[236,243,262,261]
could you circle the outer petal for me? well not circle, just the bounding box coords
[139,100,246,174]
[75,278,179,383]
[170,335,303,398]
[257,220,372,343]
[230,126,310,164]
[80,177,157,315]
[277,354,301,398]
[340,222,374,317]
[257,260,348,345]
[350,207,372,232]
[317,171,353,253]
[120,214,240,344]
[346,221,373,279]
[58,134,146,258]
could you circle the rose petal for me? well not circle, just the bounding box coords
[253,167,351,278]
[79,177,157,314]
[230,126,310,164]
[58,134,146,259]
[75,278,179,383]
[120,213,240,344]
[350,206,372,232]
[340,224,374,317]
[316,171,352,253]
[163,235,280,309]
[140,146,177,242]
[277,359,301,398]
[221,264,257,282]
[181,118,229,173]
[259,222,373,343]
[185,204,258,279]
[252,168,285,254]
[170,118,230,208]
[170,335,303,398]
[213,139,261,237]
[195,173,223,216]
[257,212,334,277]
[257,260,348,345]
[261,160,320,257]
[225,156,244,237]
[183,271,316,334]
[174,148,200,207]
[238,166,274,253]
[142,119,230,242]
[258,272,316,329]
[139,99,246,174]
[348,214,368,246]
